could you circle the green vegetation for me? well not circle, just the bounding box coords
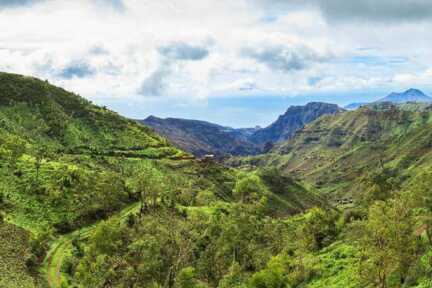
[2,72,432,287]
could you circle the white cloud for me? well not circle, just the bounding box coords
[0,0,431,111]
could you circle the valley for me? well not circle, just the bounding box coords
[3,1,432,287]
[1,72,432,288]
[142,102,344,158]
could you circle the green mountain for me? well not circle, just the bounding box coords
[0,72,325,288]
[231,102,432,200]
[3,73,432,288]
[224,102,432,287]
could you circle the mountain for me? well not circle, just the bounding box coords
[376,88,432,103]
[345,88,432,110]
[1,72,327,288]
[0,72,193,232]
[141,116,261,157]
[230,102,432,199]
[249,102,344,145]
[141,102,343,157]
[0,72,187,287]
[344,102,368,110]
[3,72,432,288]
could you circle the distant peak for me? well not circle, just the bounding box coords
[305,101,336,106]
[144,115,162,121]
[376,88,431,104]
[404,88,425,95]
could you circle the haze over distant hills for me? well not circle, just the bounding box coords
[142,102,343,157]
[345,88,432,110]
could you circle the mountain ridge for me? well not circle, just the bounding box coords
[141,116,261,157]
[141,102,344,157]
[345,88,432,110]
[249,102,344,145]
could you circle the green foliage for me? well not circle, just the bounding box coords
[296,208,339,252]
[218,262,246,288]
[358,199,421,287]
[175,267,208,288]
[5,72,432,288]
[248,256,289,288]
[233,174,266,203]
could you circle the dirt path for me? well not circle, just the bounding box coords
[43,202,141,288]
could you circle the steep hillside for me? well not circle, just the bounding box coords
[141,116,260,157]
[0,73,181,158]
[0,72,190,230]
[0,72,190,286]
[0,72,326,288]
[142,102,343,157]
[249,102,344,145]
[232,102,432,200]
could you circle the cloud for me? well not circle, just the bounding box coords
[243,45,328,72]
[137,42,210,97]
[320,0,432,23]
[0,0,42,8]
[0,0,126,11]
[95,0,125,12]
[58,62,96,79]
[1,0,432,123]
[252,0,432,23]
[158,42,209,61]
[138,61,171,97]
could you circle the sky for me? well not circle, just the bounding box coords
[1,0,432,127]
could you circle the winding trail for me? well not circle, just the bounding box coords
[42,202,141,288]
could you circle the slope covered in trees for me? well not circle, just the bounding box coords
[226,102,432,287]
[3,73,432,287]
[231,103,432,198]
[0,73,326,287]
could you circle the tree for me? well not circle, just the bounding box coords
[406,172,432,245]
[359,199,420,288]
[33,145,50,184]
[175,267,208,288]
[218,262,246,288]
[296,207,338,252]
[360,168,399,205]
[0,134,26,169]
[90,220,122,255]
[133,166,165,212]
[233,175,266,204]
[248,257,288,288]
